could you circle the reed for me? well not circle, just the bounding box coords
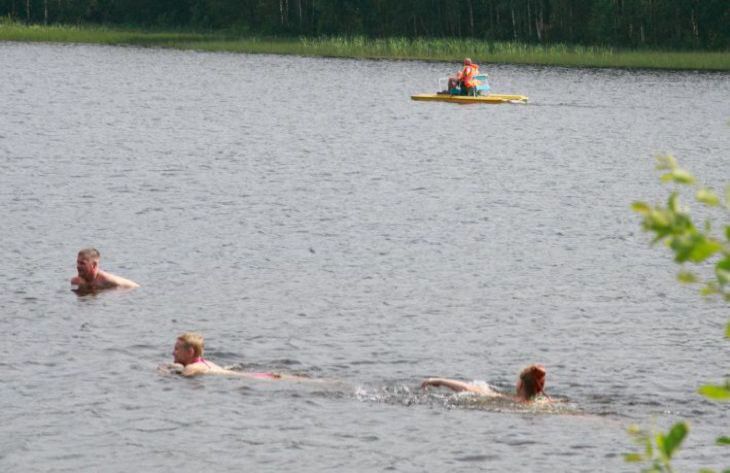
[1,22,728,71]
[0,21,212,45]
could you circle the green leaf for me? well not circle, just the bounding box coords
[717,266,730,286]
[677,270,697,284]
[632,201,651,214]
[717,436,730,446]
[660,173,674,183]
[648,209,671,229]
[655,155,678,171]
[655,433,667,462]
[671,233,705,263]
[725,321,730,339]
[645,434,653,458]
[659,422,688,459]
[718,257,730,271]
[698,469,717,473]
[689,239,722,263]
[698,384,730,401]
[667,192,680,212]
[700,282,720,297]
[627,424,643,436]
[696,188,720,206]
[623,453,643,463]
[725,225,730,241]
[671,168,695,184]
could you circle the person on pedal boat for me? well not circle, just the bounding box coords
[447,58,481,96]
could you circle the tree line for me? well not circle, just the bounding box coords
[2,0,728,50]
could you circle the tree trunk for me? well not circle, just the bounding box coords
[25,0,30,23]
[674,6,681,44]
[536,2,544,42]
[569,4,573,40]
[511,6,517,40]
[691,1,699,46]
[489,2,493,34]
[44,0,48,25]
[467,0,474,37]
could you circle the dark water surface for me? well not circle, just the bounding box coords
[1,42,728,472]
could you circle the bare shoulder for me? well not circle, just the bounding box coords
[181,363,209,377]
[182,360,234,377]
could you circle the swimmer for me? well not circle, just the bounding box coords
[71,248,139,292]
[166,332,310,381]
[421,364,551,402]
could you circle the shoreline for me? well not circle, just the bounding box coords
[1,23,729,71]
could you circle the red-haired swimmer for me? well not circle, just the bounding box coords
[421,364,552,403]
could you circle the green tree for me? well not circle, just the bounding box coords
[1,0,729,49]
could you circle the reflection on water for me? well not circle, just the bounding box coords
[1,41,729,471]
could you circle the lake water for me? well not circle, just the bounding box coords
[0,42,728,472]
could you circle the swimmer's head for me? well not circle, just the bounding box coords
[516,364,546,401]
[77,248,100,280]
[463,58,472,66]
[174,332,204,365]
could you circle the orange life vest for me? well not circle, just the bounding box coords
[461,64,480,88]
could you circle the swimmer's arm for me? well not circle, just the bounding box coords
[100,271,140,289]
[421,378,479,393]
[70,276,87,286]
[157,363,185,374]
[181,364,207,377]
[232,372,269,379]
[228,371,283,380]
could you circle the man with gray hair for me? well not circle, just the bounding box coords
[71,248,139,292]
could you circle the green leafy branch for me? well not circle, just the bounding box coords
[625,422,689,473]
[631,156,730,400]
[626,156,729,472]
[631,155,730,303]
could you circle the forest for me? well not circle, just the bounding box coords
[1,0,728,50]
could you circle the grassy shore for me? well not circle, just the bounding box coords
[2,22,729,71]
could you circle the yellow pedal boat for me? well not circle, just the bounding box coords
[411,93,528,104]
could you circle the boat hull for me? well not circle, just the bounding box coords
[411,93,528,104]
